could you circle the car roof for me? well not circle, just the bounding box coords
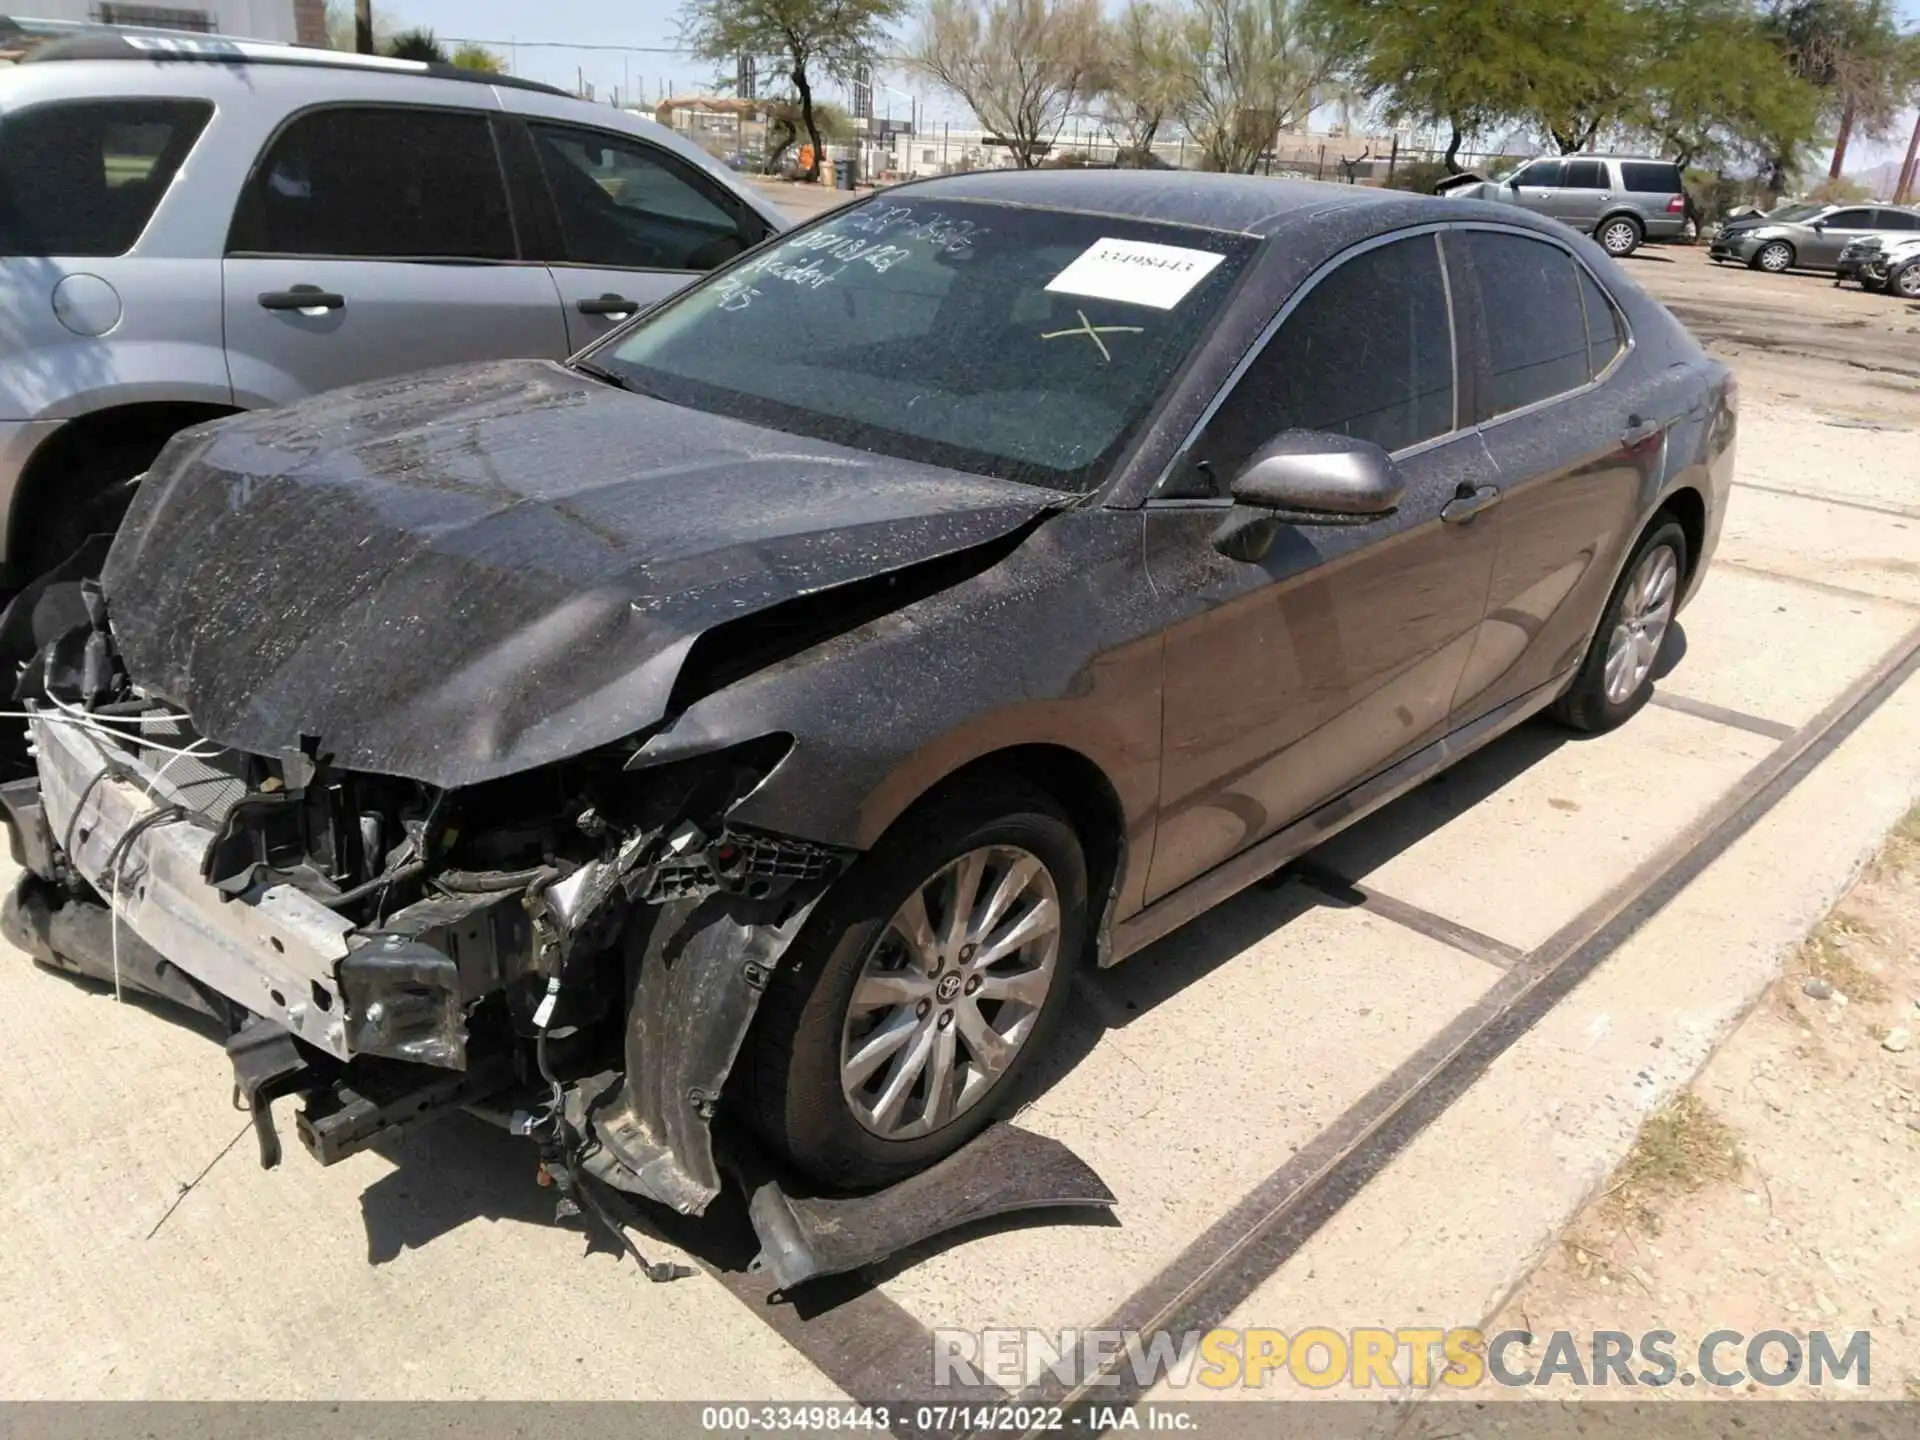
[18,31,569,97]
[891,169,1412,237]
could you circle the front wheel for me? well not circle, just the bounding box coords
[1597,216,1643,258]
[1550,518,1687,734]
[738,781,1088,1189]
[1893,261,1920,300]
[1751,240,1794,273]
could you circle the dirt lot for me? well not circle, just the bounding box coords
[1489,245,1920,1402]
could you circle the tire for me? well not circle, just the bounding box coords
[1549,517,1688,735]
[1750,240,1794,274]
[739,779,1088,1189]
[1597,215,1642,258]
[1893,261,1920,300]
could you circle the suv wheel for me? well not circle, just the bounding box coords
[738,780,1088,1189]
[1752,240,1794,273]
[1598,216,1643,258]
[1893,261,1920,300]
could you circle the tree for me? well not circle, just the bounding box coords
[907,0,1106,170]
[1098,2,1186,156]
[1304,0,1544,169]
[1635,0,1822,168]
[385,26,448,63]
[450,42,507,73]
[681,0,905,182]
[1766,0,1918,181]
[1169,0,1330,172]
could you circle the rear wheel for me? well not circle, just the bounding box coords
[739,780,1087,1189]
[1549,518,1687,734]
[1597,215,1643,258]
[1751,240,1794,273]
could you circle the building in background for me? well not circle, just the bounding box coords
[0,0,323,46]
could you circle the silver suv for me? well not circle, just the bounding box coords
[1438,155,1689,259]
[0,34,787,579]
[1709,201,1920,274]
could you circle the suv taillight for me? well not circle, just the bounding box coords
[1667,195,1686,213]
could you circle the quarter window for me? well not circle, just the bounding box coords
[1465,231,1593,416]
[231,106,515,261]
[530,123,755,271]
[1578,267,1625,377]
[1194,234,1456,475]
[0,99,212,257]
[1620,161,1683,193]
[1563,159,1608,189]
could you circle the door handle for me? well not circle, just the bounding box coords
[258,285,345,313]
[1441,484,1502,524]
[576,293,637,317]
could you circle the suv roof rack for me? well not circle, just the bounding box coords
[19,31,570,98]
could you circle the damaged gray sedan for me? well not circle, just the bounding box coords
[2,171,1733,1281]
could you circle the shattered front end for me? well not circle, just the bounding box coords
[5,585,850,1222]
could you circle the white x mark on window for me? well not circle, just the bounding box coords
[1038,308,1145,363]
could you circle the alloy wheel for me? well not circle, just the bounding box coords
[1897,265,1920,299]
[1756,242,1792,273]
[1603,544,1679,706]
[1601,220,1639,256]
[839,844,1061,1141]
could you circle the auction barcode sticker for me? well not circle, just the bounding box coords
[1045,237,1227,310]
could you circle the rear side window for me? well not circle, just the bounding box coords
[529,122,753,271]
[231,106,515,261]
[1563,160,1607,189]
[1873,209,1920,231]
[1620,162,1682,193]
[1578,268,1625,376]
[1198,233,1455,468]
[1467,231,1592,416]
[0,98,212,257]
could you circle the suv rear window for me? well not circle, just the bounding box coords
[1620,162,1683,193]
[0,98,213,257]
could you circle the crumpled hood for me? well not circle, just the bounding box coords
[103,359,1057,787]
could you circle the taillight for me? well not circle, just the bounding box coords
[1667,195,1686,213]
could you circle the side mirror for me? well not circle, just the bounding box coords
[1212,433,1403,561]
[1508,175,1523,189]
[1810,220,1826,231]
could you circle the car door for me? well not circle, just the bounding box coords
[221,104,570,406]
[514,118,775,352]
[1802,207,1878,268]
[1553,158,1611,229]
[1449,226,1669,718]
[1507,159,1565,219]
[1142,230,1502,904]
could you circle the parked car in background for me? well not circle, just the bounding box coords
[1881,235,1920,298]
[1709,201,1920,273]
[6,173,1733,1224]
[1434,155,1689,258]
[0,34,786,582]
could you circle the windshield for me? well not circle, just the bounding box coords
[592,197,1257,491]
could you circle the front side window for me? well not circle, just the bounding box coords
[0,98,212,257]
[1192,233,1455,478]
[1516,160,1565,188]
[1564,160,1607,189]
[1467,231,1593,416]
[595,198,1256,491]
[1824,209,1874,230]
[231,106,515,261]
[529,123,755,271]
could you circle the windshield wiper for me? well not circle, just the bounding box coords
[572,358,649,395]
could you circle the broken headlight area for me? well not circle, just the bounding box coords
[6,594,851,1220]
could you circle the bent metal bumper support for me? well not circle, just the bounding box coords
[19,711,1119,1288]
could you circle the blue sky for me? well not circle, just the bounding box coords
[384,0,1918,171]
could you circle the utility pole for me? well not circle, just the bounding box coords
[353,0,372,54]
[1896,109,1920,206]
